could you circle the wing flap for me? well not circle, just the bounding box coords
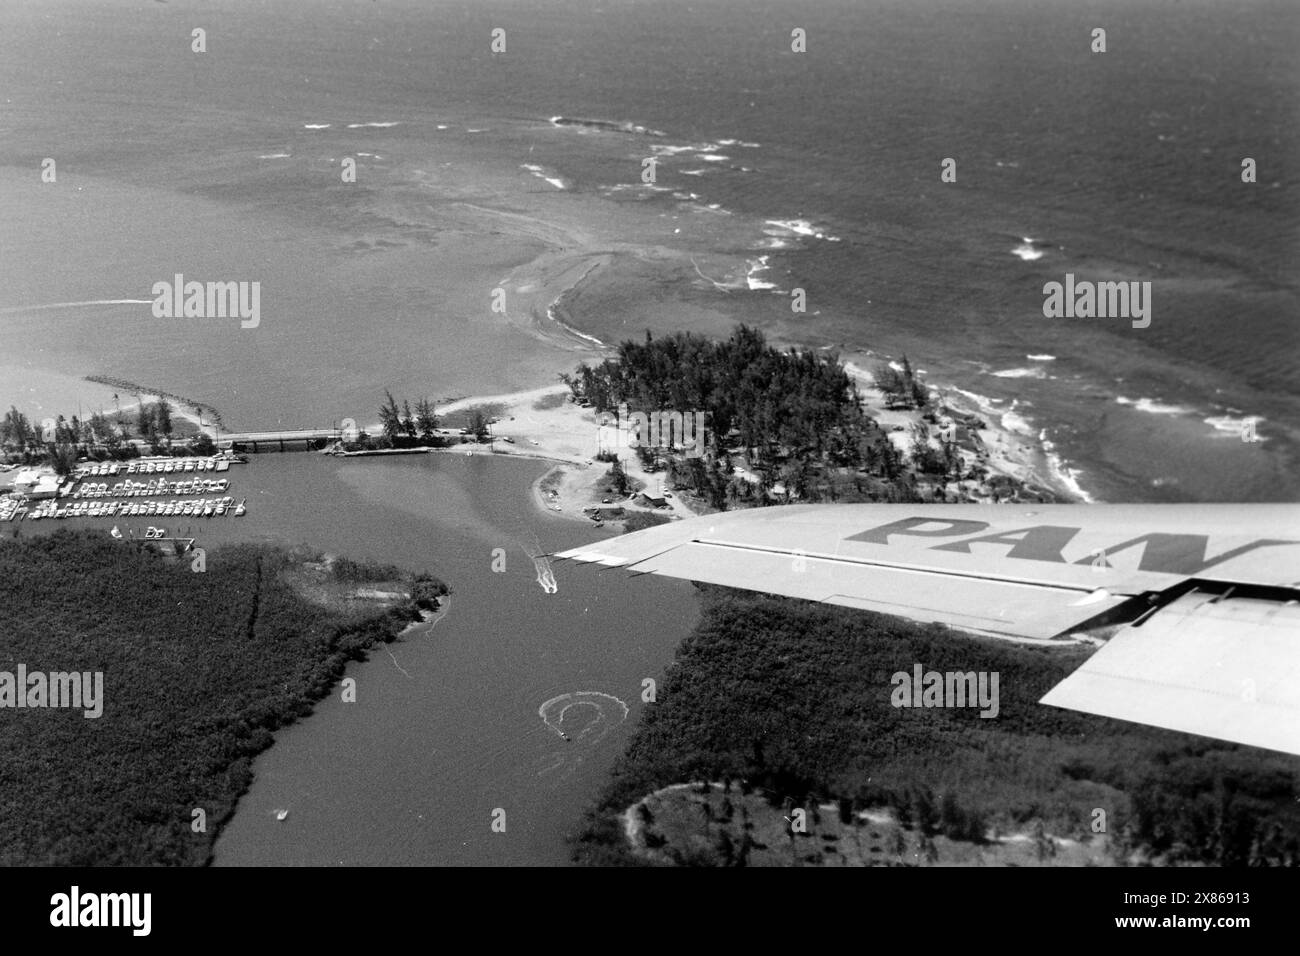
[1041,590,1300,756]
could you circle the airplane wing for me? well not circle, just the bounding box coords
[557,503,1300,756]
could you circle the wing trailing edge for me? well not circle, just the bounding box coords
[557,504,1300,753]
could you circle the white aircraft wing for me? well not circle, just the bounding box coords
[557,503,1300,755]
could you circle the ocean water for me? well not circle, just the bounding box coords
[1,0,1296,503]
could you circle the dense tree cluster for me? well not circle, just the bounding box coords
[873,354,929,409]
[0,531,445,865]
[2,401,206,474]
[562,326,924,508]
[378,391,440,445]
[572,587,1300,866]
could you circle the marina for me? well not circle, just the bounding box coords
[0,455,249,523]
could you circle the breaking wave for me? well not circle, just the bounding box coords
[764,218,841,242]
[549,115,665,136]
[1116,396,1195,416]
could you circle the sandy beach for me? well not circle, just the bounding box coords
[839,358,1073,500]
[430,385,699,524]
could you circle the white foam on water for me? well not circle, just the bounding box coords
[538,691,630,746]
[1038,430,1095,502]
[764,218,842,242]
[1042,441,1096,502]
[745,255,776,290]
[532,555,558,593]
[520,164,566,189]
[545,303,605,346]
[1001,404,1036,436]
[1116,396,1194,416]
[345,121,400,128]
[1026,354,1056,361]
[604,183,672,194]
[1011,242,1043,261]
[949,386,994,410]
[991,367,1047,379]
[303,123,331,129]
[1205,414,1267,441]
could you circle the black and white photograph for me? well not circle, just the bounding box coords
[0,0,1295,934]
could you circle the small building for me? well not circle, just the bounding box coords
[583,505,627,521]
[13,469,60,500]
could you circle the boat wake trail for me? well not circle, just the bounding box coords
[538,691,629,744]
[519,530,558,594]
[533,557,558,594]
[0,299,153,314]
[384,647,413,679]
[535,691,630,780]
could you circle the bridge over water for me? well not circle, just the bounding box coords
[216,428,341,452]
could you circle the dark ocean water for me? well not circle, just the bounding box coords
[1,0,1296,500]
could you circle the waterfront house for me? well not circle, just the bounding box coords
[13,468,60,500]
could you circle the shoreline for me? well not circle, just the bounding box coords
[411,367,1091,526]
[840,360,1094,504]
[1,171,1096,505]
[3,364,1092,517]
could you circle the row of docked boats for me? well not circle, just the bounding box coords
[73,477,230,499]
[73,455,234,480]
[24,497,247,521]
